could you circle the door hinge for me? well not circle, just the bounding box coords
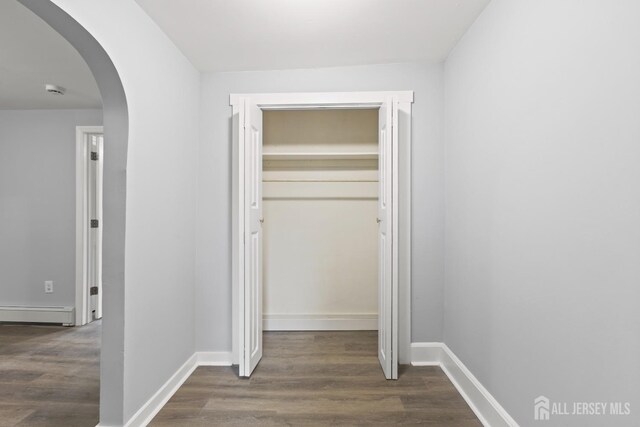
[90,286,99,295]
[91,151,99,161]
[90,219,99,228]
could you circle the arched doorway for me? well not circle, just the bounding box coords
[17,1,128,424]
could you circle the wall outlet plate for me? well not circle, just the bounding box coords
[44,281,53,293]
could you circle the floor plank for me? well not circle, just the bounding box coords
[151,331,481,426]
[0,321,100,427]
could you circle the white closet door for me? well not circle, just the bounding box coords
[378,99,397,379]
[242,101,264,376]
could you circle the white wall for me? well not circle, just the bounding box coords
[27,1,201,424]
[0,109,102,307]
[263,197,378,323]
[444,1,640,426]
[196,62,445,351]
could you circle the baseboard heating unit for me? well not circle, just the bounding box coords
[0,306,75,326]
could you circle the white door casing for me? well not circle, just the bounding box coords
[88,134,104,320]
[231,91,412,378]
[242,101,264,376]
[75,126,104,326]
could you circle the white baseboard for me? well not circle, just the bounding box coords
[107,341,517,427]
[411,342,519,427]
[0,305,74,326]
[115,351,233,427]
[263,313,377,331]
[123,353,198,427]
[197,351,233,366]
[410,342,442,366]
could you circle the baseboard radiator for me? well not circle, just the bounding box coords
[0,306,75,326]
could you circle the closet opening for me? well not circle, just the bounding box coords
[262,109,379,334]
[232,91,414,380]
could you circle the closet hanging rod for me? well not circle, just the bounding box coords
[263,179,377,183]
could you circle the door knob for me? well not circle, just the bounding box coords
[260,218,264,224]
[376,218,381,224]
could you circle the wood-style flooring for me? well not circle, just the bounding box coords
[151,331,481,426]
[0,321,100,427]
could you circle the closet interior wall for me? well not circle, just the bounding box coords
[262,109,379,331]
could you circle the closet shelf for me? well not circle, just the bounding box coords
[263,152,378,161]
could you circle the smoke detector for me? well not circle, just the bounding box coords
[45,84,65,95]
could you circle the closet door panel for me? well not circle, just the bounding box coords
[378,99,396,379]
[242,101,263,377]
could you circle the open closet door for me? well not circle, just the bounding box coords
[378,99,398,379]
[241,101,264,376]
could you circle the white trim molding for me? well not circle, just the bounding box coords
[122,354,198,427]
[197,351,234,366]
[115,351,233,427]
[109,341,518,427]
[410,342,443,366]
[230,91,414,107]
[411,343,519,427]
[75,125,104,326]
[230,90,413,370]
[263,314,377,331]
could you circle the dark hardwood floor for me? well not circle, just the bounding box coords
[0,327,481,426]
[151,331,481,426]
[0,321,100,427]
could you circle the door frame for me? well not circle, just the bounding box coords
[75,125,104,326]
[230,91,413,368]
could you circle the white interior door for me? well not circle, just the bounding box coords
[242,101,264,376]
[378,99,397,379]
[88,133,104,321]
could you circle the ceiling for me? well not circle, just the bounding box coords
[0,0,489,109]
[135,0,490,72]
[0,1,102,109]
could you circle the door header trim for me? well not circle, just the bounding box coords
[230,91,414,108]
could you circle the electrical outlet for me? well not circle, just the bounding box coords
[44,281,53,293]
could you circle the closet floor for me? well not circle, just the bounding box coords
[151,331,482,426]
